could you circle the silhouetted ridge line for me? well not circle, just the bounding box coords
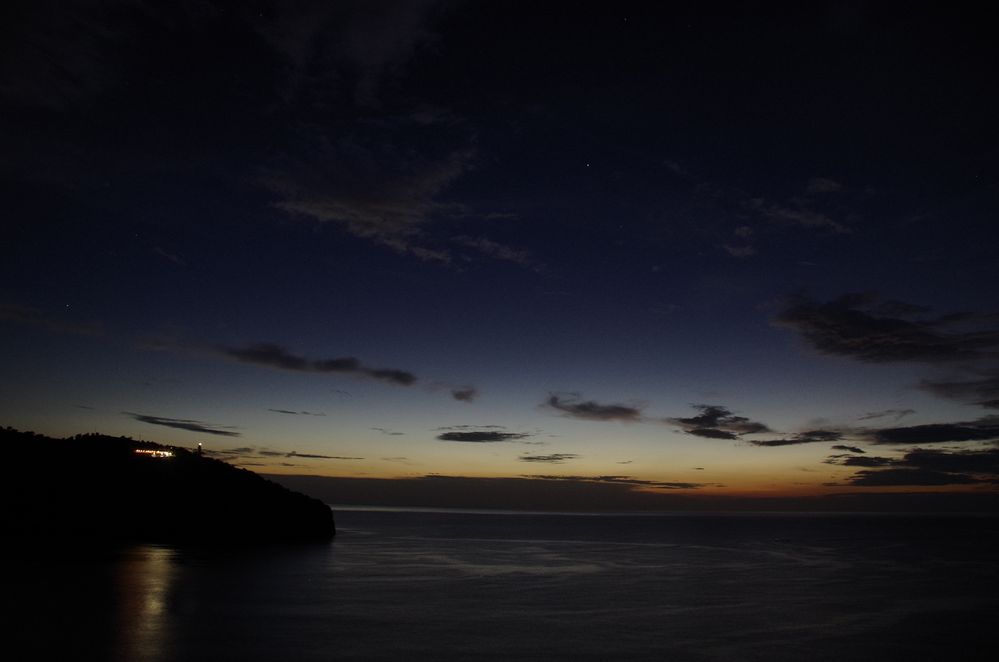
[1,427,335,543]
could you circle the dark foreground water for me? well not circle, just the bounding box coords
[12,509,999,661]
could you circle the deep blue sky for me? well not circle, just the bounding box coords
[2,1,998,505]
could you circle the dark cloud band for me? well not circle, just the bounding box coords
[545,393,643,422]
[437,431,530,443]
[127,413,240,437]
[223,343,416,385]
[667,404,771,439]
[775,293,999,364]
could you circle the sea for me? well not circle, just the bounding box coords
[13,508,999,661]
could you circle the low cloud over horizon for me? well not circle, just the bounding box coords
[826,446,999,487]
[863,417,999,445]
[518,453,579,464]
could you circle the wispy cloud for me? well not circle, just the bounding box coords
[288,451,363,460]
[259,450,361,460]
[522,475,707,490]
[544,393,643,422]
[857,409,915,422]
[518,453,579,464]
[437,430,530,443]
[452,235,541,271]
[222,343,416,385]
[270,145,472,263]
[372,427,405,436]
[747,198,850,234]
[153,246,187,267]
[254,1,482,264]
[748,430,843,447]
[268,408,326,417]
[126,413,241,437]
[451,386,478,402]
[920,372,999,409]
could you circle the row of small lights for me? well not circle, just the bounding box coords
[134,449,174,458]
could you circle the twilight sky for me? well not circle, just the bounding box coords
[2,1,998,507]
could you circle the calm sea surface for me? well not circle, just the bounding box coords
[14,509,999,661]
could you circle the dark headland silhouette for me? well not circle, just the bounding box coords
[2,427,335,543]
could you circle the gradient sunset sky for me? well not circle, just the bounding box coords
[2,1,997,506]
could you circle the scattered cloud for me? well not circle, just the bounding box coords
[775,294,999,363]
[437,430,530,443]
[828,447,999,486]
[667,404,771,439]
[920,373,999,409]
[268,408,326,417]
[222,343,416,385]
[267,134,474,263]
[748,430,843,447]
[451,235,542,270]
[545,393,643,422]
[522,475,707,490]
[902,447,999,474]
[127,413,241,437]
[839,468,987,487]
[372,427,405,436]
[451,387,478,402]
[435,424,505,430]
[825,455,896,467]
[747,198,850,234]
[255,1,478,264]
[153,246,187,267]
[831,444,866,454]
[865,418,999,445]
[288,451,363,460]
[857,409,915,422]
[258,449,362,460]
[686,428,738,440]
[217,446,255,455]
[518,453,579,464]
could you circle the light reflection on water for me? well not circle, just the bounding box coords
[114,546,176,661]
[11,511,999,661]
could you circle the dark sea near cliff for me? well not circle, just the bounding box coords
[13,509,999,661]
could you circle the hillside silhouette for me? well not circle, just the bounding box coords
[2,427,335,543]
